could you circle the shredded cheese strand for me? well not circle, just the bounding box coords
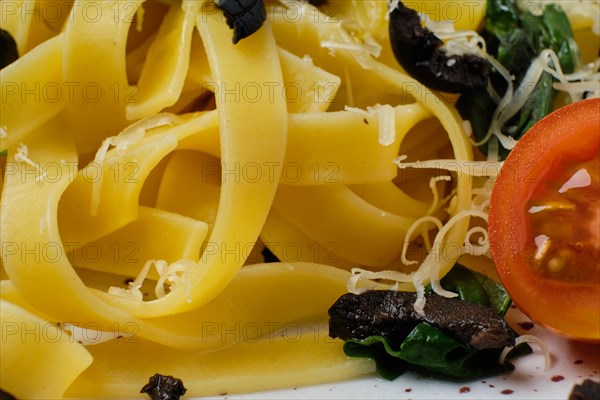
[395,155,504,177]
[499,334,551,371]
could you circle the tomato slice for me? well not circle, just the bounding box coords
[489,98,600,342]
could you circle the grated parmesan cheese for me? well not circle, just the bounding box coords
[419,12,455,33]
[59,322,135,346]
[154,259,195,300]
[367,104,396,146]
[387,0,400,16]
[343,104,397,145]
[499,334,551,370]
[540,50,600,102]
[394,155,504,177]
[344,105,372,118]
[14,143,47,182]
[362,33,383,58]
[347,160,500,313]
[108,260,153,301]
[426,175,452,216]
[89,113,181,216]
[108,258,195,302]
[401,216,443,266]
[347,267,414,294]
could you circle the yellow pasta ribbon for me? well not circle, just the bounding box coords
[127,0,200,120]
[67,206,208,279]
[0,299,93,399]
[62,0,144,153]
[0,34,65,152]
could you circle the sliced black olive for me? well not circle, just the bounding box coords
[329,291,517,350]
[141,373,187,400]
[216,0,267,44]
[569,379,600,400]
[388,1,488,93]
[1,29,19,70]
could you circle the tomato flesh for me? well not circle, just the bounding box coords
[489,98,600,342]
[524,152,599,285]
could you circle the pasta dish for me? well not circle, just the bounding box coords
[0,0,598,398]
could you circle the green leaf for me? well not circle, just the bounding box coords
[485,0,520,39]
[513,72,554,137]
[496,29,535,75]
[343,340,408,381]
[0,149,7,157]
[431,263,512,316]
[472,271,512,317]
[436,264,490,307]
[399,323,512,380]
[344,323,520,381]
[455,91,504,158]
[459,0,581,159]
[541,4,577,73]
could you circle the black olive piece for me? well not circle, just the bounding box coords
[329,291,517,350]
[1,29,19,70]
[216,0,267,44]
[141,374,187,400]
[388,1,488,93]
[569,379,600,400]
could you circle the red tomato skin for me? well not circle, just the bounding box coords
[488,98,600,342]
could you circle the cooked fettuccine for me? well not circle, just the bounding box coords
[0,0,501,397]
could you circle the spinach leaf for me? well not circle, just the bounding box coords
[459,0,580,159]
[344,323,530,381]
[472,273,512,317]
[343,338,409,380]
[540,4,577,73]
[428,263,512,316]
[485,0,519,39]
[512,71,554,136]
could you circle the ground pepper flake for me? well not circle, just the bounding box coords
[518,322,534,330]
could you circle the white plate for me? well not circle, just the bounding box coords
[201,306,599,400]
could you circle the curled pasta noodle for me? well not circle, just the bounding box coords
[0,0,484,397]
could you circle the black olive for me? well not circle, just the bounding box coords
[1,29,19,70]
[216,0,267,44]
[569,379,600,400]
[388,2,488,93]
[140,374,187,400]
[329,291,517,350]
